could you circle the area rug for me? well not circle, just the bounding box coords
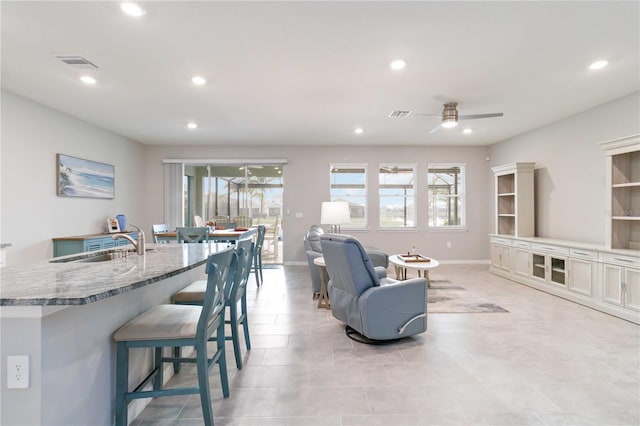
[428,279,508,314]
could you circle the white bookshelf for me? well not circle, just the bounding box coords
[491,162,535,237]
[600,134,640,251]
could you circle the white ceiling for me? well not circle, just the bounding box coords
[2,1,638,147]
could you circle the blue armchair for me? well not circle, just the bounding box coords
[320,234,427,343]
[304,225,388,296]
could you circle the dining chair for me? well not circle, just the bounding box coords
[234,216,253,228]
[253,225,266,286]
[216,222,237,230]
[263,216,281,259]
[193,215,205,227]
[173,240,254,369]
[176,226,208,243]
[151,224,169,243]
[113,248,234,426]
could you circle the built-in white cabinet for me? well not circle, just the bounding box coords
[530,243,568,287]
[492,162,535,237]
[489,235,639,324]
[566,248,597,296]
[600,134,640,251]
[601,253,640,312]
[490,237,511,272]
[512,240,531,278]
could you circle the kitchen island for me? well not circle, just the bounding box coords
[0,242,229,425]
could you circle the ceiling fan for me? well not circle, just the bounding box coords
[419,102,503,134]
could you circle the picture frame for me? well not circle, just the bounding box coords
[107,218,121,233]
[57,154,115,199]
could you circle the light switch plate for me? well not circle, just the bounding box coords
[295,213,303,219]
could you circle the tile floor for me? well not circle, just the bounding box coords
[132,264,639,426]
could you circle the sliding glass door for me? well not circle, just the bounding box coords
[181,162,284,264]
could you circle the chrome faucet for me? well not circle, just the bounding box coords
[112,224,146,255]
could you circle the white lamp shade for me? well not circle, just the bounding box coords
[320,201,351,225]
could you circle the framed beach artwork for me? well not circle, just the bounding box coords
[57,154,115,199]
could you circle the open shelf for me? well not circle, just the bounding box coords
[603,136,640,249]
[492,163,535,237]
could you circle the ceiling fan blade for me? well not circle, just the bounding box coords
[458,113,504,120]
[416,113,442,117]
[428,124,441,134]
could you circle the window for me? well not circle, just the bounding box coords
[379,164,416,228]
[428,164,466,228]
[330,164,367,228]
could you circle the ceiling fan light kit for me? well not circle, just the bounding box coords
[421,101,504,133]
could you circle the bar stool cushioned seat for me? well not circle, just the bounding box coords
[113,248,234,426]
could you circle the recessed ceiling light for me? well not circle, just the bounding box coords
[463,128,473,135]
[121,2,146,17]
[354,128,364,135]
[191,76,206,86]
[390,59,406,70]
[80,75,96,85]
[589,60,608,70]
[187,122,198,129]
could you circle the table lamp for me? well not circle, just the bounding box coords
[320,201,350,233]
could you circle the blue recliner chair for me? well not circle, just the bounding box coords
[320,233,427,343]
[304,225,388,296]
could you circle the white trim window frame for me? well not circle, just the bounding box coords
[329,163,367,230]
[378,163,417,229]
[427,163,467,230]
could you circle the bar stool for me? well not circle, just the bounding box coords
[113,248,234,426]
[173,239,254,369]
[253,225,266,286]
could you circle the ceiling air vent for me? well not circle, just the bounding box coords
[55,55,98,70]
[389,110,412,118]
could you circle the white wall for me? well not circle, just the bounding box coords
[143,144,491,263]
[489,91,640,244]
[1,90,146,265]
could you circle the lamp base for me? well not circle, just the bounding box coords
[344,326,398,345]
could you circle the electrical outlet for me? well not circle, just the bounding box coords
[7,355,29,389]
[446,241,452,249]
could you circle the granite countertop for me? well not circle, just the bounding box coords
[0,243,228,306]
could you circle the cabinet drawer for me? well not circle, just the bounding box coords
[512,240,531,248]
[86,242,102,252]
[490,237,511,246]
[569,248,597,260]
[602,252,640,267]
[531,243,569,255]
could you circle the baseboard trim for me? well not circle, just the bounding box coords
[437,260,491,265]
[285,261,308,266]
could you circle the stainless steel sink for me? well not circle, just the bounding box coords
[50,248,154,263]
[73,253,120,263]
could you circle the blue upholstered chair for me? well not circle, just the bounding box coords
[304,225,388,296]
[176,226,209,243]
[320,234,427,343]
[173,239,254,369]
[113,248,233,426]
